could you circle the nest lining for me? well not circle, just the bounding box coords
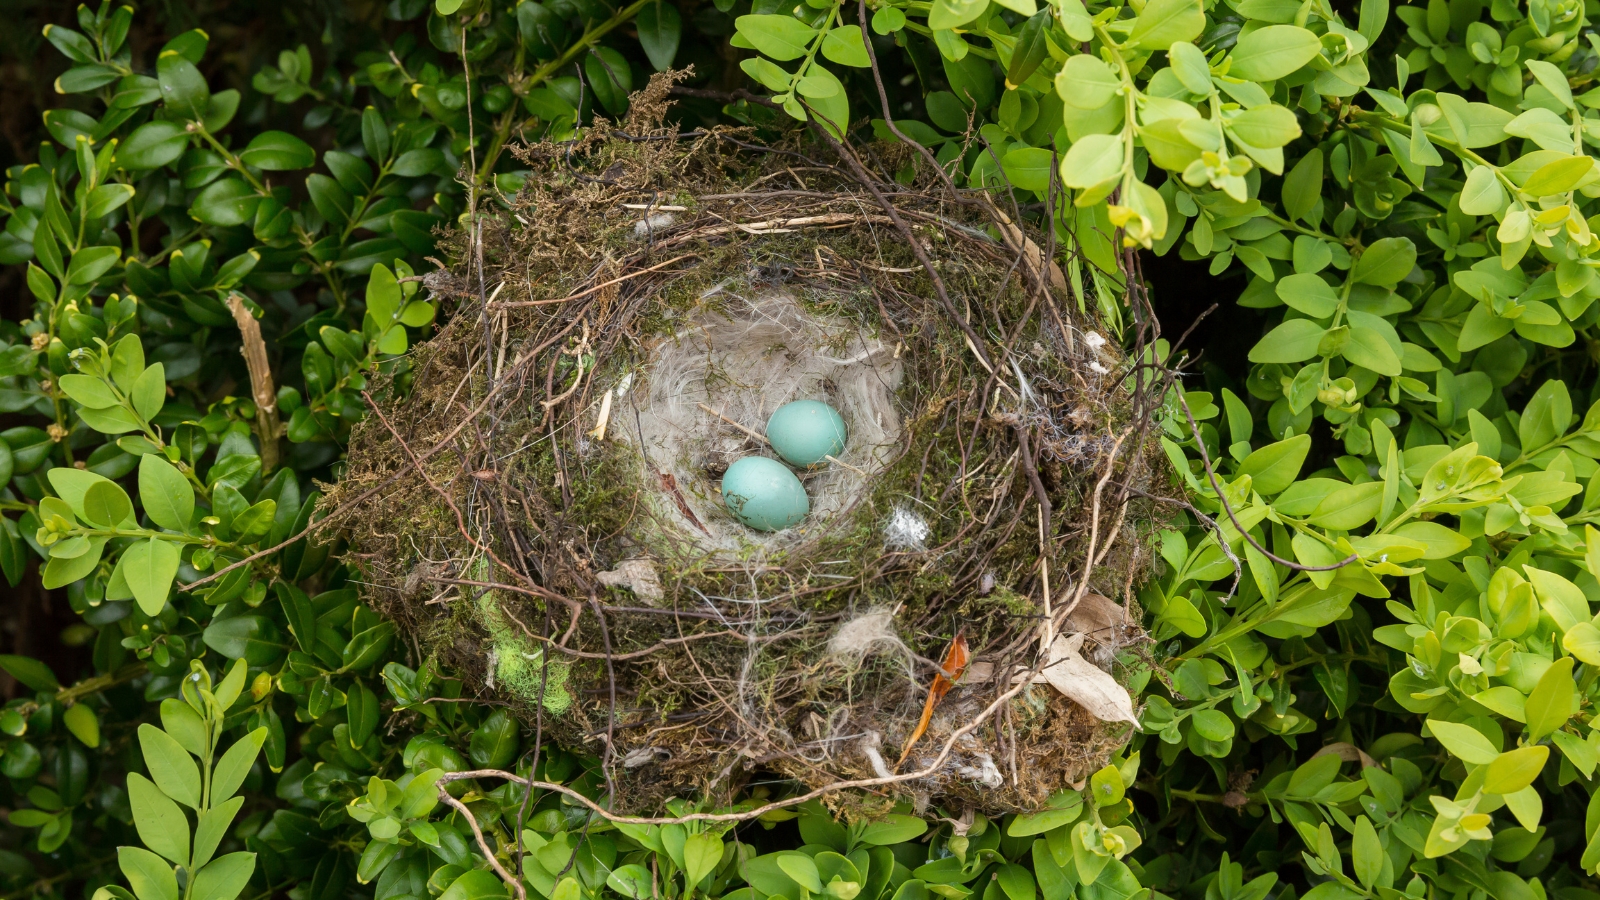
[617,287,903,557]
[332,74,1171,816]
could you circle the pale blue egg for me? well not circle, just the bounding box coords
[766,400,847,467]
[722,456,809,532]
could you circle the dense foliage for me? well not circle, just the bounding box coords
[3,0,1600,899]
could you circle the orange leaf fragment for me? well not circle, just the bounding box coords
[896,630,969,770]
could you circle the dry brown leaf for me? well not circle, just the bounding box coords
[1312,741,1377,768]
[596,559,664,604]
[897,631,969,769]
[1063,592,1126,641]
[1038,633,1138,726]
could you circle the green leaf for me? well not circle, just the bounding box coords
[1056,55,1120,110]
[1351,237,1417,285]
[81,480,133,527]
[189,852,255,900]
[1525,656,1575,742]
[140,454,195,532]
[1526,60,1574,110]
[608,865,653,900]
[1564,621,1600,664]
[821,25,869,68]
[684,833,723,887]
[127,773,190,867]
[1391,521,1471,558]
[1128,0,1204,49]
[929,0,989,29]
[1275,274,1338,317]
[137,724,201,809]
[57,374,117,409]
[239,131,315,170]
[1521,155,1593,196]
[1059,134,1124,189]
[1352,816,1381,888]
[122,538,180,617]
[637,2,682,70]
[1526,566,1588,630]
[1237,434,1311,494]
[132,363,165,421]
[118,846,179,900]
[1458,165,1506,215]
[63,703,99,748]
[157,51,209,119]
[1425,719,1499,765]
[735,15,817,60]
[860,814,931,844]
[1228,25,1323,81]
[118,121,189,170]
[1248,319,1325,363]
[1282,148,1324,224]
[0,655,58,692]
[210,728,267,804]
[440,869,509,900]
[191,178,260,227]
[42,538,104,589]
[1002,147,1053,192]
[65,246,120,285]
[1484,746,1548,794]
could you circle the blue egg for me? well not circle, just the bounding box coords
[721,456,809,532]
[766,400,847,468]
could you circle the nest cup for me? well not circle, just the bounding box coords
[334,75,1167,815]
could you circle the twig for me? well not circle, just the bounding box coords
[494,254,697,308]
[437,790,528,900]
[1174,389,1358,573]
[226,293,281,474]
[434,647,1048,825]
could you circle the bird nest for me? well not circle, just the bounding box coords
[332,75,1172,816]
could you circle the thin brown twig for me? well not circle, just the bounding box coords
[437,790,528,900]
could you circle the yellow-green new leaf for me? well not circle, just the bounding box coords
[1484,746,1548,794]
[1426,719,1499,765]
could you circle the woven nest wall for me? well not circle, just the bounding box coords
[332,76,1173,816]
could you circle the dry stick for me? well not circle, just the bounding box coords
[436,790,528,900]
[226,293,281,474]
[432,652,1046,827]
[184,369,507,591]
[804,124,995,375]
[695,402,866,475]
[1174,388,1359,573]
[359,390,565,606]
[494,254,697,308]
[1051,427,1134,631]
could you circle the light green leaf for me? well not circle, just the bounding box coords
[138,723,201,809]
[1129,0,1204,49]
[127,773,190,867]
[684,833,723,887]
[192,797,243,871]
[1484,745,1548,794]
[188,852,255,900]
[1425,719,1499,765]
[1059,134,1125,189]
[1525,566,1588,630]
[1525,656,1575,742]
[119,846,179,900]
[735,15,817,60]
[1458,165,1506,215]
[1238,434,1311,494]
[1228,25,1322,81]
[122,538,180,617]
[1247,319,1325,364]
[1351,237,1417,285]
[210,728,267,805]
[140,454,194,532]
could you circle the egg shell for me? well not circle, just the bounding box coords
[765,400,847,467]
[721,456,810,532]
